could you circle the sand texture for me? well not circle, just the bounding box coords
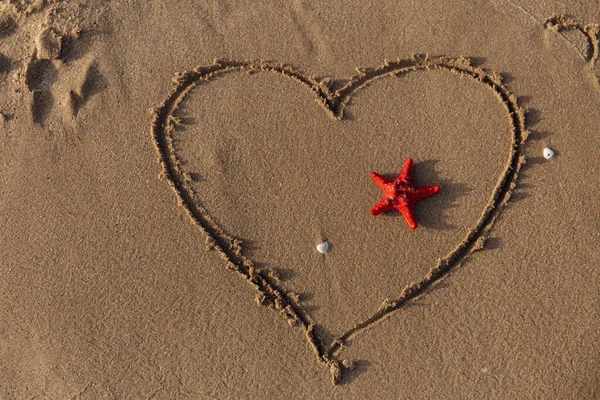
[0,0,599,398]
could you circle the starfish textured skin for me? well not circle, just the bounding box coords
[370,158,440,230]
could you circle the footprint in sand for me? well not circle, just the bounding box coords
[0,12,16,38]
[23,26,106,125]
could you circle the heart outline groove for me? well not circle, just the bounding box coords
[151,55,528,384]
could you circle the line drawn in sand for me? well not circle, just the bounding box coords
[151,56,528,384]
[544,14,600,64]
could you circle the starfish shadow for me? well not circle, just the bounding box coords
[412,159,472,231]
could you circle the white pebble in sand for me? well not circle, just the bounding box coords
[543,147,555,160]
[316,241,329,254]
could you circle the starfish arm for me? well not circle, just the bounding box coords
[413,185,440,201]
[395,203,418,230]
[370,199,394,216]
[370,172,392,190]
[399,158,414,185]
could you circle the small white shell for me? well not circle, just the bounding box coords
[543,147,555,160]
[316,241,329,254]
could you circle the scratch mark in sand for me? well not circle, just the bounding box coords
[544,14,600,65]
[500,1,599,66]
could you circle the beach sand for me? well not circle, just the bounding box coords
[1,0,599,398]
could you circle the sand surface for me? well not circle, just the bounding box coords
[1,0,599,398]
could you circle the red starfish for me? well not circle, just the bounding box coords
[370,158,440,230]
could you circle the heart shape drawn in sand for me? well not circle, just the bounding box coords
[151,55,528,384]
